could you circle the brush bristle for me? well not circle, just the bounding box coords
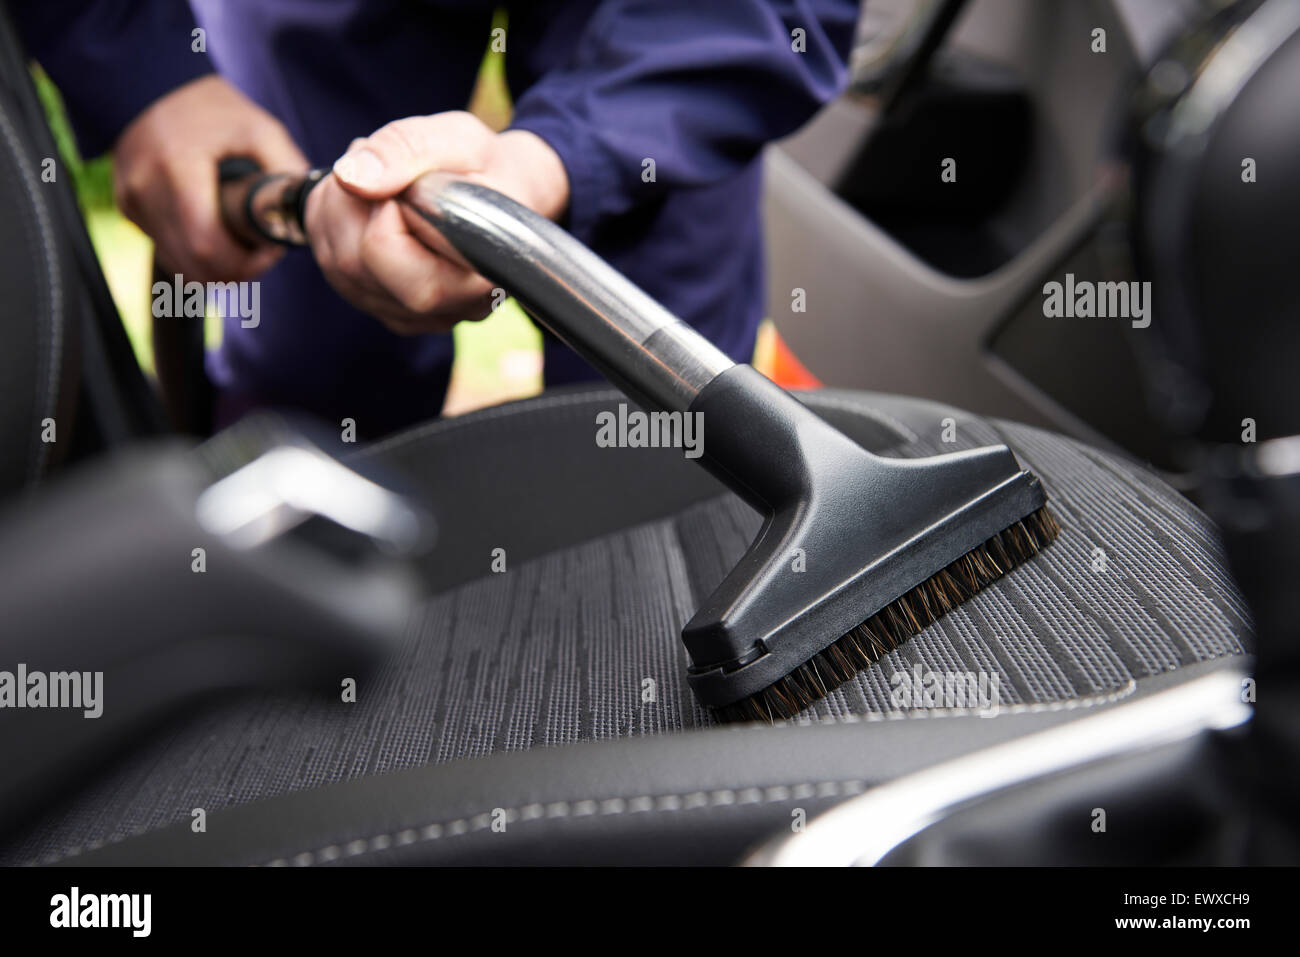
[714,505,1062,724]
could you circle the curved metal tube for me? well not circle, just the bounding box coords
[400,173,734,413]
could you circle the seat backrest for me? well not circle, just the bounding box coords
[1131,0,1300,445]
[0,5,166,499]
[0,15,76,494]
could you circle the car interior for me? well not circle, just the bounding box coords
[0,0,1294,869]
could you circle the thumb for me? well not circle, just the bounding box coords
[332,142,425,201]
[331,114,488,200]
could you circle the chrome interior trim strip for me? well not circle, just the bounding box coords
[747,668,1251,866]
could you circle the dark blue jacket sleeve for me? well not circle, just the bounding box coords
[509,0,858,243]
[9,0,213,156]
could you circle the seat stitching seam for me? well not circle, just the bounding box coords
[355,389,924,460]
[262,685,1142,866]
[261,778,871,867]
[354,390,615,459]
[264,681,1142,866]
[30,679,1148,866]
[781,678,1139,725]
[31,679,1146,866]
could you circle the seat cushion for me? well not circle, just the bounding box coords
[1,387,1251,865]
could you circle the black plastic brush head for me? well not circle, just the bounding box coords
[682,366,1061,723]
[712,506,1060,722]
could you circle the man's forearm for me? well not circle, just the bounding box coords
[9,0,213,156]
[508,0,859,243]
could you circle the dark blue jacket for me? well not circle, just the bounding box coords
[17,1,857,435]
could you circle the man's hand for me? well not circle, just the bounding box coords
[114,74,309,282]
[304,110,570,335]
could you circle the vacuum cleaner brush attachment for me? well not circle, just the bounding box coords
[682,366,1059,721]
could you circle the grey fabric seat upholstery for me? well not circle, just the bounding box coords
[3,387,1251,866]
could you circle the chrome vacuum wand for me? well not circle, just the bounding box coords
[398,174,736,414]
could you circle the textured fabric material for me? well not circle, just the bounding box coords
[676,419,1250,718]
[1,402,1250,865]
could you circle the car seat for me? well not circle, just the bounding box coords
[1,384,1252,866]
[0,3,1272,865]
